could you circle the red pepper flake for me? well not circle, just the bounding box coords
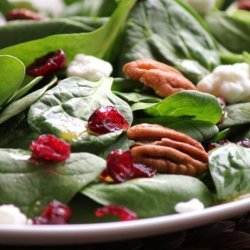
[95,205,137,221]
[30,134,71,162]
[26,49,67,77]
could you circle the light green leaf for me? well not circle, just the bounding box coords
[0,55,25,106]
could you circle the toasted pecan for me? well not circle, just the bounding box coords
[127,124,208,176]
[123,59,196,98]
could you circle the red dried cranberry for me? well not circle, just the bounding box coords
[33,200,72,225]
[132,163,157,178]
[5,8,44,21]
[236,138,250,148]
[30,134,71,162]
[87,106,129,135]
[238,0,250,10]
[95,205,137,221]
[26,49,66,77]
[105,149,157,183]
[106,149,134,183]
[206,139,230,151]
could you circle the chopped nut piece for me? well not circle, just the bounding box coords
[123,59,196,98]
[127,124,208,176]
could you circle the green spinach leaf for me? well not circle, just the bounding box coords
[0,0,137,65]
[0,55,25,106]
[144,91,222,124]
[209,144,250,201]
[60,0,117,18]
[0,149,106,217]
[119,0,220,82]
[0,76,56,125]
[82,174,213,218]
[28,77,133,154]
[220,102,250,129]
[0,17,107,49]
[206,11,250,53]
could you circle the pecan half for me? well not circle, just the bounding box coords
[122,59,196,98]
[127,124,208,176]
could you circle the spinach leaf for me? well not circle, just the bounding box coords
[0,149,106,217]
[8,76,43,102]
[0,76,56,125]
[0,114,38,150]
[0,55,25,106]
[0,0,12,14]
[82,174,213,218]
[0,17,107,49]
[144,91,222,124]
[209,144,250,201]
[28,77,133,154]
[0,0,137,65]
[206,11,250,53]
[60,0,117,18]
[119,0,220,82]
[220,102,250,129]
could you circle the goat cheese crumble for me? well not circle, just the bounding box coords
[175,198,205,213]
[67,54,113,81]
[197,63,250,104]
[0,205,31,225]
[183,0,216,14]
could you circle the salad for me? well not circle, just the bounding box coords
[0,0,249,225]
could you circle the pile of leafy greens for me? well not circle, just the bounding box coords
[0,0,249,221]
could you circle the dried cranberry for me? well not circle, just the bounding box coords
[5,8,44,21]
[105,149,156,183]
[236,138,250,148]
[87,106,129,135]
[238,0,250,10]
[33,200,72,225]
[106,149,134,183]
[26,49,66,77]
[206,139,230,151]
[95,205,137,221]
[30,134,71,162]
[132,163,157,178]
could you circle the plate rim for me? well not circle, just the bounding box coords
[0,197,249,245]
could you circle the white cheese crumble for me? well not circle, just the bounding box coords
[67,54,113,81]
[183,0,216,15]
[197,63,250,104]
[175,198,205,213]
[0,205,31,225]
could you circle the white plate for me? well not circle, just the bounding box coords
[0,197,249,245]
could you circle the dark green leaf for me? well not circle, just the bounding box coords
[82,174,213,218]
[0,17,107,49]
[0,149,106,217]
[209,144,250,201]
[119,0,220,82]
[28,77,133,153]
